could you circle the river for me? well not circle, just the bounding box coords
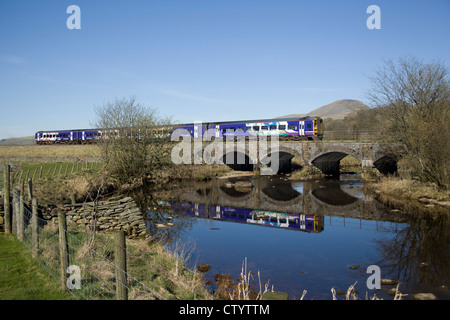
[133,174,450,300]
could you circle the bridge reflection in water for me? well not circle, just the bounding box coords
[158,200,325,233]
[149,174,409,235]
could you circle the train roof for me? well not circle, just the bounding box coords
[173,116,320,127]
[35,116,322,133]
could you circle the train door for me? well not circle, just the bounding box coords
[194,123,203,139]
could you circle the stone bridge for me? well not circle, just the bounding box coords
[177,140,398,176]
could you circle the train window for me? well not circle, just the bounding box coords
[279,125,286,130]
[306,123,312,130]
[253,126,260,131]
[245,126,251,132]
[288,124,297,130]
[236,128,244,132]
[270,125,277,130]
[261,125,268,130]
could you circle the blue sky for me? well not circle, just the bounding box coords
[0,0,449,139]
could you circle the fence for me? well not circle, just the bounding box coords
[322,130,386,142]
[0,161,100,191]
[1,164,194,300]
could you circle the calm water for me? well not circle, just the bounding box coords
[136,175,450,300]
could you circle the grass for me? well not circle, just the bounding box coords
[0,233,72,300]
[371,176,450,203]
[0,145,99,158]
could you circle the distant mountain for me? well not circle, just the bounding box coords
[277,99,370,120]
[0,136,35,145]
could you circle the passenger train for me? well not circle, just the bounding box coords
[35,116,323,144]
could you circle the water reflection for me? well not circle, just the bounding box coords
[132,176,450,299]
[158,200,325,233]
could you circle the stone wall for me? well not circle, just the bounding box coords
[45,197,147,238]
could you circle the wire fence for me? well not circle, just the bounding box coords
[16,199,170,300]
[0,181,212,300]
[322,130,387,142]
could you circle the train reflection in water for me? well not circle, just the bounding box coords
[158,200,324,233]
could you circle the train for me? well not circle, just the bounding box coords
[34,116,323,144]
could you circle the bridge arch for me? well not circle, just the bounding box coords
[259,145,303,174]
[221,151,254,171]
[373,155,398,175]
[311,151,360,176]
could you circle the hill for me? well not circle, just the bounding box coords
[0,136,35,146]
[277,99,369,120]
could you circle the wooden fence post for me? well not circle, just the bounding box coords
[114,230,128,300]
[27,178,33,202]
[3,164,11,233]
[71,193,77,205]
[58,211,70,290]
[12,190,18,234]
[32,198,39,258]
[18,190,24,242]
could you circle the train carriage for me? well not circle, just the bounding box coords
[35,116,323,144]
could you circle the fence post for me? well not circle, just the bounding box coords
[3,164,11,233]
[12,190,18,234]
[27,178,33,202]
[58,211,70,290]
[114,230,128,300]
[32,198,39,258]
[71,193,77,205]
[18,190,24,242]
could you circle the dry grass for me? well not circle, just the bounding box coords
[373,176,450,202]
[0,145,100,159]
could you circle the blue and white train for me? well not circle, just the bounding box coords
[174,116,323,140]
[35,116,323,144]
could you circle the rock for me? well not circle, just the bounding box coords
[386,288,397,296]
[349,265,360,270]
[197,264,211,273]
[380,279,399,286]
[413,293,436,300]
[261,291,289,300]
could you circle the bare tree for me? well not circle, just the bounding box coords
[92,97,173,185]
[367,56,450,188]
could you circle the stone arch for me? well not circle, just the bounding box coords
[259,146,303,174]
[311,151,356,176]
[373,155,398,175]
[222,151,254,171]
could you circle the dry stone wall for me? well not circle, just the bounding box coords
[47,197,147,238]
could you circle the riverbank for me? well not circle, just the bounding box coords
[368,176,450,209]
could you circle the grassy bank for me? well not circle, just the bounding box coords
[369,176,450,208]
[0,233,72,300]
